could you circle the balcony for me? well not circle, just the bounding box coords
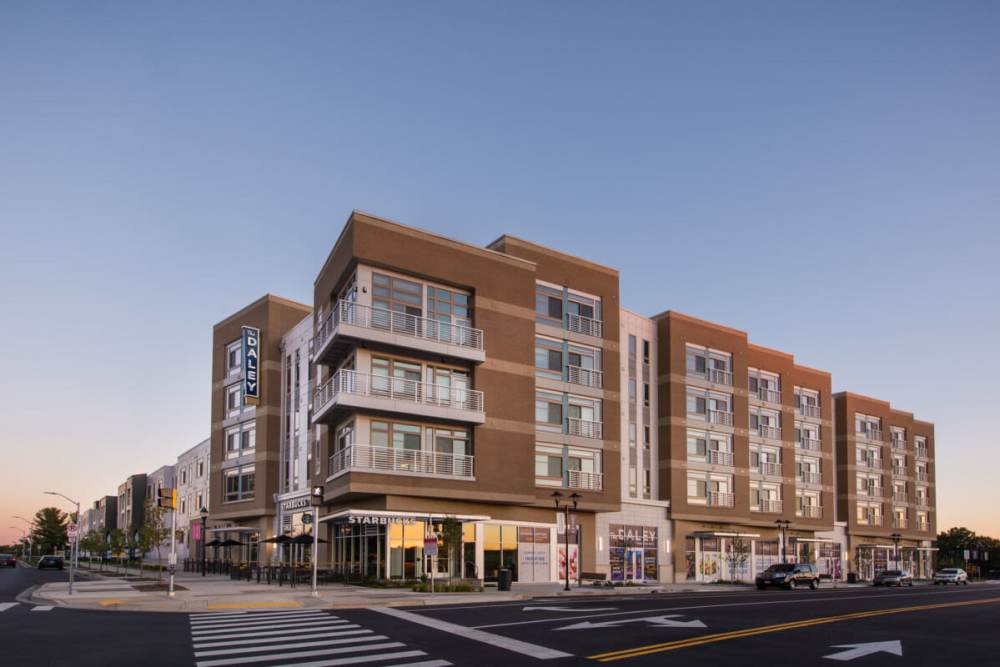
[797,436,821,452]
[915,447,929,459]
[798,471,822,485]
[857,459,882,471]
[566,417,603,439]
[567,469,604,491]
[916,497,930,508]
[754,499,784,514]
[860,486,884,498]
[917,521,930,532]
[893,491,908,503]
[707,491,735,507]
[892,439,907,451]
[756,424,782,440]
[915,471,929,482]
[708,450,734,466]
[328,444,474,480]
[757,461,782,477]
[798,505,823,519]
[708,410,734,426]
[797,404,821,418]
[708,369,733,385]
[858,428,883,442]
[860,515,884,527]
[755,388,782,404]
[312,370,485,426]
[565,312,603,338]
[892,466,906,477]
[314,300,485,367]
[566,365,603,389]
[892,517,908,529]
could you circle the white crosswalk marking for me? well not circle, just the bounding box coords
[0,603,19,612]
[31,606,55,612]
[186,610,451,667]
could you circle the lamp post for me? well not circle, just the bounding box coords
[552,491,580,592]
[775,519,791,564]
[199,507,209,577]
[310,486,323,598]
[45,491,80,595]
[8,528,26,559]
[13,516,34,563]
[891,533,902,570]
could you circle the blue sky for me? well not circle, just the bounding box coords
[1,2,998,543]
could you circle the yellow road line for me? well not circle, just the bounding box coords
[206,601,302,610]
[98,599,124,607]
[590,595,1000,661]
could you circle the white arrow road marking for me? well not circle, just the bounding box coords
[523,606,618,612]
[824,640,903,661]
[555,615,707,631]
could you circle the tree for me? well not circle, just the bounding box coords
[727,535,751,583]
[30,507,68,556]
[439,520,464,578]
[937,527,977,567]
[79,531,103,569]
[108,528,127,575]
[137,500,169,580]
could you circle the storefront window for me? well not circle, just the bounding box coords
[483,523,519,582]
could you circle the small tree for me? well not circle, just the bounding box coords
[30,507,68,556]
[80,531,102,569]
[137,500,169,580]
[439,520,464,578]
[108,529,127,575]
[727,535,752,583]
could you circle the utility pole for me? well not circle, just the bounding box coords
[158,487,178,597]
[45,492,80,595]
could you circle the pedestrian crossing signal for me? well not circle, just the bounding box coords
[157,487,176,510]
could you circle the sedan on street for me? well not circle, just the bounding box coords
[0,554,16,568]
[37,556,64,570]
[874,569,914,586]
[934,568,969,585]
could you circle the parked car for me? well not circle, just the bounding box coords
[0,554,16,568]
[756,563,820,590]
[873,570,913,587]
[933,568,969,585]
[37,556,64,571]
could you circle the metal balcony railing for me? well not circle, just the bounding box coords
[566,417,603,439]
[860,514,884,527]
[857,458,882,471]
[796,403,821,418]
[757,424,782,440]
[565,312,603,338]
[314,369,485,415]
[566,365,603,389]
[916,497,930,508]
[916,471,929,482]
[756,388,781,404]
[708,450,734,466]
[799,471,822,485]
[858,428,883,442]
[893,491,908,502]
[798,505,823,518]
[892,438,907,451]
[709,410,734,426]
[892,466,906,477]
[567,469,603,491]
[758,461,782,476]
[892,517,908,529]
[329,444,474,479]
[708,368,733,385]
[755,499,784,513]
[861,486,884,498]
[707,491,735,507]
[915,447,929,459]
[316,300,484,354]
[917,521,929,531]
[797,436,821,451]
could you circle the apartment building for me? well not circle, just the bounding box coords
[654,312,836,583]
[208,294,312,562]
[117,474,147,540]
[92,495,117,536]
[595,309,671,582]
[834,392,936,580]
[176,438,210,560]
[303,211,621,583]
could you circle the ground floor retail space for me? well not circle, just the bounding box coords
[848,539,937,581]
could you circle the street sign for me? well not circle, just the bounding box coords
[67,523,79,539]
[302,513,313,525]
[424,537,438,556]
[168,553,177,565]
[824,640,902,661]
[555,615,707,631]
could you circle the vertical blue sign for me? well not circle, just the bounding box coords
[242,326,261,404]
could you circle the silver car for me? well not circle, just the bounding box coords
[933,568,969,585]
[874,570,914,587]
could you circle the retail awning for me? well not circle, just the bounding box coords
[318,509,492,524]
[691,531,760,538]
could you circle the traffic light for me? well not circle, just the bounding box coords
[157,487,176,510]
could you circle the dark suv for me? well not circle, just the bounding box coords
[38,556,64,570]
[756,563,820,590]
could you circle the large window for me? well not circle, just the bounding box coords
[536,285,564,324]
[685,344,732,384]
[372,272,423,318]
[535,391,563,432]
[427,286,472,329]
[371,357,423,397]
[226,384,242,417]
[225,424,255,459]
[535,444,564,486]
[372,420,421,450]
[224,465,255,502]
[226,341,242,375]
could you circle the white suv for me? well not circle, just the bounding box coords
[933,568,969,585]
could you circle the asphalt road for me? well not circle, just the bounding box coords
[2,567,999,667]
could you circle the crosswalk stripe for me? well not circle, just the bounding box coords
[195,641,406,667]
[193,629,373,649]
[191,610,325,623]
[191,616,336,630]
[383,661,452,667]
[0,603,18,612]
[31,606,55,612]
[189,624,360,642]
[191,612,332,626]
[271,651,430,667]
[192,619,349,635]
[195,634,390,657]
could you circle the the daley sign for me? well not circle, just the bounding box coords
[242,326,261,405]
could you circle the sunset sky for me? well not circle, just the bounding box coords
[2,2,998,545]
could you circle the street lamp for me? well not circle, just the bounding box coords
[8,527,26,559]
[45,491,80,595]
[13,516,34,563]
[775,519,791,564]
[552,491,580,592]
[199,507,209,577]
[891,533,902,570]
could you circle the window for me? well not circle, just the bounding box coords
[535,391,563,432]
[226,424,255,459]
[535,285,563,323]
[197,459,204,477]
[226,341,241,375]
[427,285,472,330]
[535,338,563,379]
[196,492,204,512]
[685,344,732,383]
[628,335,637,357]
[224,465,255,502]
[432,427,470,456]
[371,357,423,397]
[372,272,423,318]
[371,420,421,450]
[226,384,242,416]
[180,469,187,485]
[535,444,563,485]
[642,339,650,363]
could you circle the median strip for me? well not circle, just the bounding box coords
[589,595,1000,661]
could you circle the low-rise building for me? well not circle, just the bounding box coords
[176,438,210,560]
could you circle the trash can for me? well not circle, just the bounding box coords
[847,572,857,584]
[497,568,513,591]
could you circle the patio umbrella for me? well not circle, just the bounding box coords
[220,539,245,547]
[204,539,224,548]
[289,534,328,545]
[261,534,294,544]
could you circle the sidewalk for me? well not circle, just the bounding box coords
[31,569,758,613]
